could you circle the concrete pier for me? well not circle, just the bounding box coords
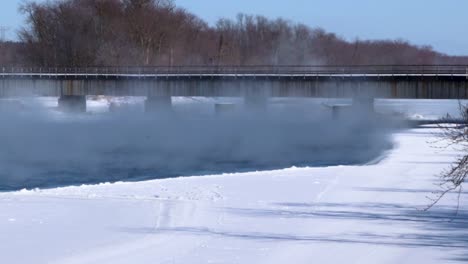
[331,105,352,120]
[244,96,268,111]
[0,99,25,112]
[58,95,86,112]
[352,97,375,113]
[145,96,172,113]
[215,103,237,115]
[244,85,270,111]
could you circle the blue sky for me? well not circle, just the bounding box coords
[2,0,467,55]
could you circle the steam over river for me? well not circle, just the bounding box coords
[0,98,399,191]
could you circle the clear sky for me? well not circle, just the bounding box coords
[2,0,467,56]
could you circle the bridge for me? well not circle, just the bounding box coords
[1,65,467,112]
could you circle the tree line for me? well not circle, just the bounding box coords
[1,0,467,67]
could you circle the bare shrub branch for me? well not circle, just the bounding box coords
[427,103,468,210]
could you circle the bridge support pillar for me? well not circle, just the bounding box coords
[145,96,172,113]
[0,99,25,112]
[215,103,237,115]
[352,97,375,114]
[58,95,86,113]
[244,96,268,112]
[331,105,352,120]
[243,84,270,112]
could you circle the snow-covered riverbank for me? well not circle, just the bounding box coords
[0,126,466,264]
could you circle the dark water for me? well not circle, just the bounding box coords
[0,107,398,191]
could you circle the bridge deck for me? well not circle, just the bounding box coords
[0,73,468,79]
[1,65,468,77]
[0,65,467,99]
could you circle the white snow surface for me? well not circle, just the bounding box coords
[0,126,467,264]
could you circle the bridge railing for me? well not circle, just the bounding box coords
[1,65,468,75]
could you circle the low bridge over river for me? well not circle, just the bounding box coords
[1,65,467,111]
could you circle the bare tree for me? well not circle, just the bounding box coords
[428,104,468,210]
[11,0,468,67]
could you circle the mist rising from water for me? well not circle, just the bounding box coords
[0,99,400,191]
